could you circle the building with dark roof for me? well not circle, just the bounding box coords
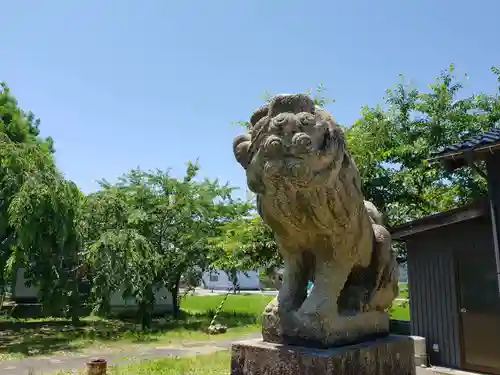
[430,127,500,171]
[391,127,500,374]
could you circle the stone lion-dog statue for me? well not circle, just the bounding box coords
[232,93,399,347]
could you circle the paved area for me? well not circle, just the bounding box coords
[416,366,483,375]
[0,333,261,374]
[426,366,483,375]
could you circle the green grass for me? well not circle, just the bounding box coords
[398,282,409,299]
[184,292,411,321]
[390,299,410,321]
[0,295,266,362]
[49,295,410,375]
[182,294,273,315]
[50,292,410,374]
[55,350,231,375]
[1,293,411,364]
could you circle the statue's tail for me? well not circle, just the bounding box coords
[337,202,399,314]
[364,223,399,311]
[360,201,399,311]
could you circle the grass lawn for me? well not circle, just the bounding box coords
[182,293,272,315]
[51,295,410,375]
[186,291,410,319]
[393,282,410,320]
[391,302,410,320]
[398,282,409,299]
[0,295,267,362]
[55,350,231,375]
[1,292,410,363]
[185,292,410,320]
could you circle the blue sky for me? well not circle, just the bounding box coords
[3,0,500,199]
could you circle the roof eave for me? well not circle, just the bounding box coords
[428,141,500,171]
[390,199,488,241]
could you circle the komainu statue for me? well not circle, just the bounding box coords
[233,93,399,347]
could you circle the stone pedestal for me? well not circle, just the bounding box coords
[231,336,416,375]
[410,336,428,367]
[262,308,391,347]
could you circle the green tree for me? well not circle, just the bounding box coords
[0,133,55,299]
[346,65,498,225]
[1,83,84,319]
[8,174,86,321]
[210,215,281,279]
[82,163,249,326]
[0,82,54,151]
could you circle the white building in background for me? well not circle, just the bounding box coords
[108,286,173,316]
[12,268,39,302]
[201,269,260,291]
[12,268,173,315]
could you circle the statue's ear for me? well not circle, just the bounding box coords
[233,134,251,169]
[250,104,269,127]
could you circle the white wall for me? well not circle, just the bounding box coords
[13,268,39,300]
[201,269,260,290]
[109,286,173,315]
[13,268,173,314]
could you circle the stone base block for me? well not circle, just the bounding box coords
[414,354,428,367]
[231,336,416,375]
[410,336,428,367]
[262,298,391,347]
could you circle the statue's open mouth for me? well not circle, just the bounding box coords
[283,160,312,182]
[263,155,334,189]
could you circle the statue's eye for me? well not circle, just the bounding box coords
[272,114,288,128]
[298,113,316,132]
[292,133,312,151]
[264,136,283,157]
[297,113,316,125]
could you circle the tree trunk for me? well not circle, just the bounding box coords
[0,289,5,312]
[69,273,81,325]
[169,274,181,319]
[71,312,80,325]
[138,285,154,331]
[139,301,152,331]
[70,294,81,325]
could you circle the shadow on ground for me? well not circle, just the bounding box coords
[0,310,258,358]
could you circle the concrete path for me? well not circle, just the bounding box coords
[0,333,261,374]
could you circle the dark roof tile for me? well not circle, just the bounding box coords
[434,127,500,156]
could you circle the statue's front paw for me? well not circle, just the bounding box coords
[262,297,284,343]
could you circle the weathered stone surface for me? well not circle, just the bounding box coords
[262,308,390,348]
[231,336,416,375]
[232,93,399,347]
[410,336,428,367]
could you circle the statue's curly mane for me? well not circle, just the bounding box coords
[256,151,370,240]
[243,98,372,247]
